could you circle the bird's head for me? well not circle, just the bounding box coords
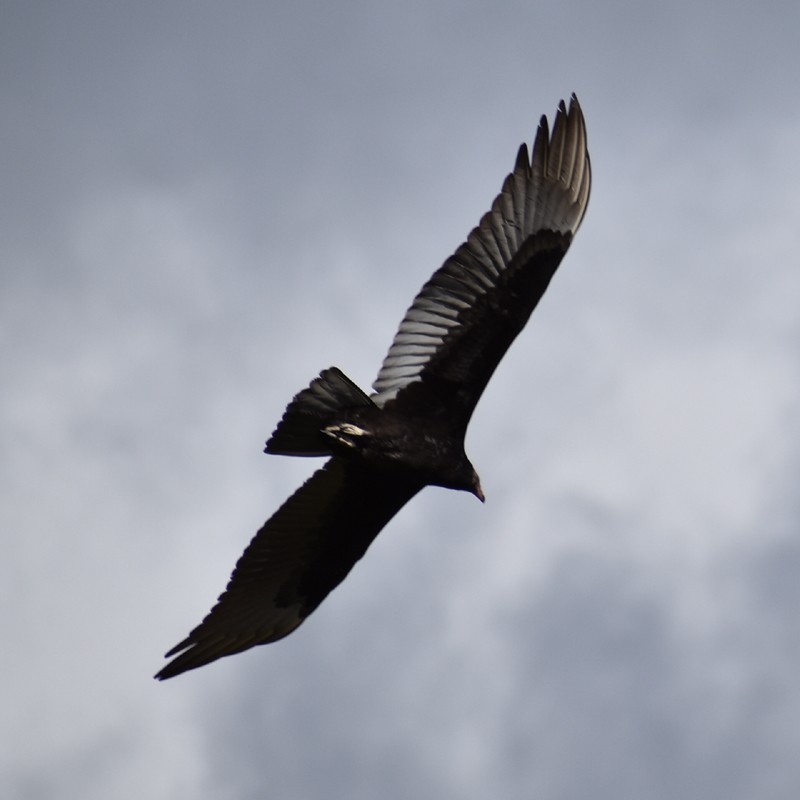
[456,456,485,503]
[433,451,485,502]
[470,470,485,503]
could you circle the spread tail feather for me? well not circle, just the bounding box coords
[265,367,374,456]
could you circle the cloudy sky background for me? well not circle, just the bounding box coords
[3,2,799,798]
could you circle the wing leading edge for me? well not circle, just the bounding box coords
[156,458,422,679]
[371,94,591,423]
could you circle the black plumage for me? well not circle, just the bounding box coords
[156,95,591,679]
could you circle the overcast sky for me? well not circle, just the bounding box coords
[3,2,799,798]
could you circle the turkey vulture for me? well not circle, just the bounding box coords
[156,94,591,679]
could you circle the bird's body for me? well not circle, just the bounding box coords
[156,95,591,680]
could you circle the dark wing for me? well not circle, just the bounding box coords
[371,94,591,425]
[156,458,422,679]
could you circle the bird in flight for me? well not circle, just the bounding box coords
[156,94,591,680]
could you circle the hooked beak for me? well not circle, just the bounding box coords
[473,477,485,503]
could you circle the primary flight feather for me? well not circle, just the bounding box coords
[156,94,591,679]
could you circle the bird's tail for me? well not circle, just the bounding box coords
[264,367,374,456]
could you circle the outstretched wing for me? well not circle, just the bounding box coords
[156,458,422,679]
[372,94,591,425]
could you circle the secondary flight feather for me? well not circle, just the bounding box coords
[156,94,591,680]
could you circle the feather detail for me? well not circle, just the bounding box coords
[266,367,374,456]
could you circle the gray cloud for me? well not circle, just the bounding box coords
[3,1,799,798]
